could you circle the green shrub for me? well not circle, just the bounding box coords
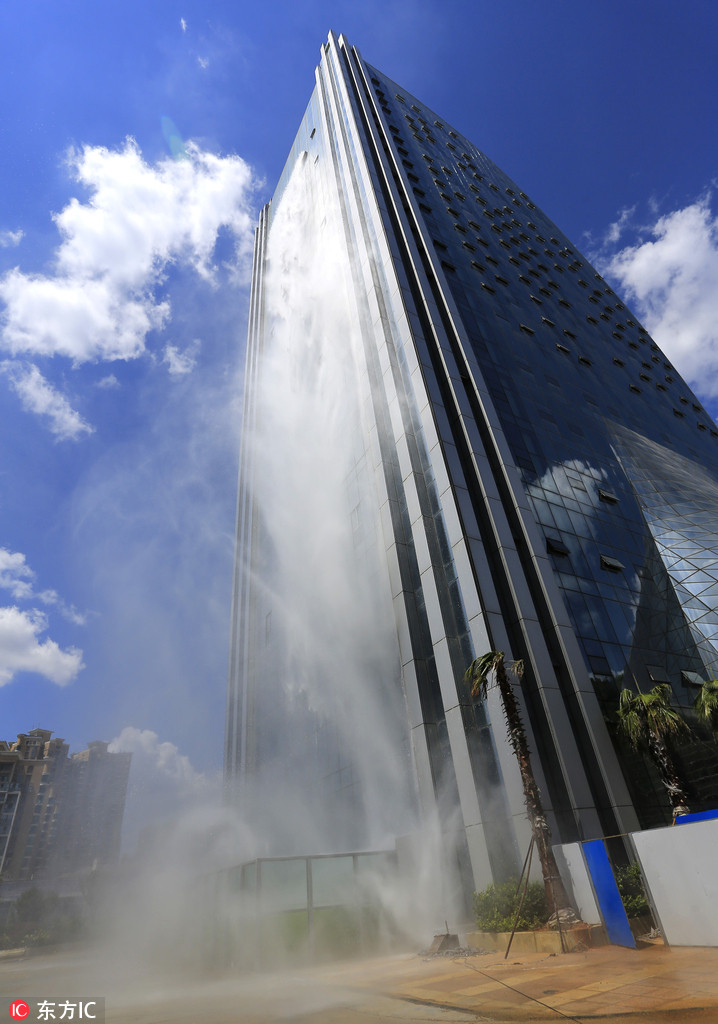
[615,862,649,919]
[473,879,549,932]
[1,888,82,948]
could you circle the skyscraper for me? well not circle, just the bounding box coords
[226,32,718,895]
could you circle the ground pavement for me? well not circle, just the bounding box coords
[3,941,718,1022]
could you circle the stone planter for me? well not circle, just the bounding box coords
[466,923,608,955]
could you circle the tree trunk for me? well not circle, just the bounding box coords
[494,659,575,919]
[647,732,691,817]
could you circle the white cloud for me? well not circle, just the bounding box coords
[180,17,187,32]
[0,229,23,248]
[1,360,93,440]
[0,605,83,686]
[597,194,718,397]
[96,373,120,389]
[0,548,34,600]
[36,590,87,626]
[109,726,210,790]
[604,206,636,245]
[108,727,217,848]
[0,139,256,367]
[198,56,209,70]
[163,341,199,376]
[0,546,87,625]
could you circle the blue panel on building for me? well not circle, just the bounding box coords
[583,840,635,948]
[675,808,718,825]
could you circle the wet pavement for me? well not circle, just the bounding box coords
[2,942,718,1021]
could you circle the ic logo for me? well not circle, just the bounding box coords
[8,1003,29,1020]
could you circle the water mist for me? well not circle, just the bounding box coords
[233,151,455,945]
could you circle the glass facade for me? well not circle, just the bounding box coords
[226,32,718,895]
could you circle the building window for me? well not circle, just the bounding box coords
[600,554,625,573]
[547,538,569,556]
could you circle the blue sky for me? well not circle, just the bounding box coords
[0,0,717,837]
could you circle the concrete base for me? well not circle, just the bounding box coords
[466,923,608,954]
[428,932,460,953]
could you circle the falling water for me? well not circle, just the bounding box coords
[246,152,419,856]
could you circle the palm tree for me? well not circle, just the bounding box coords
[616,684,691,817]
[464,651,576,923]
[695,679,718,737]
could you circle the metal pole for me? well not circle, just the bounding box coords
[505,836,534,959]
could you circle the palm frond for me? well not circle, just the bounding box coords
[464,650,504,699]
[617,684,689,747]
[695,679,718,734]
